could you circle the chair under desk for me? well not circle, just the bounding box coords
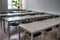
[19,18,60,40]
[0,12,51,30]
[2,14,51,32]
[0,11,39,28]
[2,14,52,32]
[0,12,50,28]
[3,16,60,40]
[3,14,51,22]
[2,14,52,40]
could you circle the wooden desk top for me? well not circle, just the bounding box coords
[3,14,51,21]
[19,18,60,33]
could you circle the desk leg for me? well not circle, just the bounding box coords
[18,26,20,40]
[1,17,2,28]
[31,33,34,40]
[1,20,2,28]
[8,22,10,40]
[3,20,5,32]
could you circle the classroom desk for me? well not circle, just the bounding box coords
[0,11,48,29]
[19,18,60,40]
[0,11,39,17]
[0,11,38,28]
[3,14,51,21]
[3,14,51,32]
[2,14,51,40]
[0,10,33,13]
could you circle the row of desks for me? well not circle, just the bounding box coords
[3,14,51,22]
[1,12,53,40]
[0,11,41,17]
[2,14,51,33]
[19,17,60,40]
[19,18,60,33]
[0,11,60,40]
[3,16,60,40]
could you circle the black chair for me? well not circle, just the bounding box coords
[10,21,20,26]
[37,18,45,21]
[33,17,45,22]
[54,24,59,37]
[40,12,45,15]
[55,25,59,28]
[9,12,15,13]
[21,20,28,24]
[27,10,32,12]
[24,32,42,40]
[45,28,52,32]
[6,21,20,40]
[29,14,36,16]
[36,18,42,21]
[49,16,54,19]
[44,16,53,19]
[4,21,20,33]
[44,28,53,40]
[53,15,59,18]
[21,19,33,24]
[9,21,20,32]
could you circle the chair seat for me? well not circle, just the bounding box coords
[27,10,32,12]
[40,13,45,15]
[10,22,19,26]
[55,25,59,28]
[45,28,52,32]
[21,20,33,24]
[37,18,45,21]
[44,16,53,19]
[37,19,42,21]
[54,15,59,18]
[30,14,36,15]
[48,16,53,19]
[26,32,41,37]
[21,20,28,24]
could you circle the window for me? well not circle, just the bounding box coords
[8,0,22,9]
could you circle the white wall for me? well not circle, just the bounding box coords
[26,0,60,15]
[0,0,8,12]
[22,0,27,9]
[0,0,2,12]
[2,0,8,11]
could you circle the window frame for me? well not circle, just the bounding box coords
[8,0,22,10]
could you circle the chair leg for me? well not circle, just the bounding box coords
[44,33,45,40]
[24,32,30,40]
[54,28,55,36]
[39,36,42,40]
[53,28,57,40]
[34,37,35,40]
[18,26,20,40]
[48,31,54,40]
[37,36,41,40]
[1,20,2,28]
[8,23,10,40]
[3,20,6,32]
[24,33,26,40]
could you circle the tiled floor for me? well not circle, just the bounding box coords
[0,21,60,40]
